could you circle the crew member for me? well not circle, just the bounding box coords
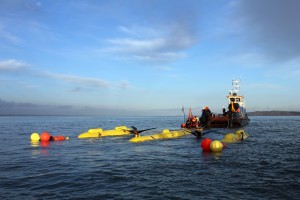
[200,106,211,127]
[222,106,226,116]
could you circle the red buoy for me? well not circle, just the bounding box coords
[201,138,212,152]
[40,132,51,141]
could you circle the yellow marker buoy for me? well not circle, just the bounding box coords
[210,140,223,152]
[30,133,40,141]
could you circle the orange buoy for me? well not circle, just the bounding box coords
[51,136,65,141]
[201,138,212,152]
[40,132,51,141]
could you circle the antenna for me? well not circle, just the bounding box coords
[232,79,240,94]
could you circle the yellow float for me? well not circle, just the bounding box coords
[221,129,248,143]
[78,126,132,138]
[129,129,191,143]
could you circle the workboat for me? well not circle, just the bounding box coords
[181,80,250,129]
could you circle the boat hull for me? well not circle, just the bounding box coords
[209,114,250,128]
[182,113,250,129]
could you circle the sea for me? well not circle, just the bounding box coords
[0,116,299,200]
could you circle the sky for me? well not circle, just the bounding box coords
[1,0,300,116]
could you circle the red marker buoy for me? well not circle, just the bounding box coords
[201,138,212,152]
[40,132,51,141]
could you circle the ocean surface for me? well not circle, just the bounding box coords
[0,116,299,200]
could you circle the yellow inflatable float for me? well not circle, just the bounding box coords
[129,129,191,143]
[77,126,156,139]
[221,130,249,143]
[78,126,132,138]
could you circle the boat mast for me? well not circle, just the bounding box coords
[230,79,240,95]
[233,79,239,91]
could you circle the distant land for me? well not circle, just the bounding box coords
[1,110,300,117]
[248,111,300,116]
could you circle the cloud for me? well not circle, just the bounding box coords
[132,52,186,63]
[154,66,173,71]
[102,23,197,64]
[0,25,23,45]
[0,0,41,10]
[118,26,162,38]
[0,98,185,116]
[229,0,300,62]
[267,56,300,78]
[0,0,58,47]
[0,59,133,90]
[0,98,128,116]
[118,80,132,89]
[0,98,77,115]
[223,52,268,68]
[0,59,29,72]
[44,72,113,89]
[246,83,284,90]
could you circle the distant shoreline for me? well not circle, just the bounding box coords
[1,111,300,117]
[248,111,300,116]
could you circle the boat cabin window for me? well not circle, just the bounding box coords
[236,98,240,102]
[230,98,235,102]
